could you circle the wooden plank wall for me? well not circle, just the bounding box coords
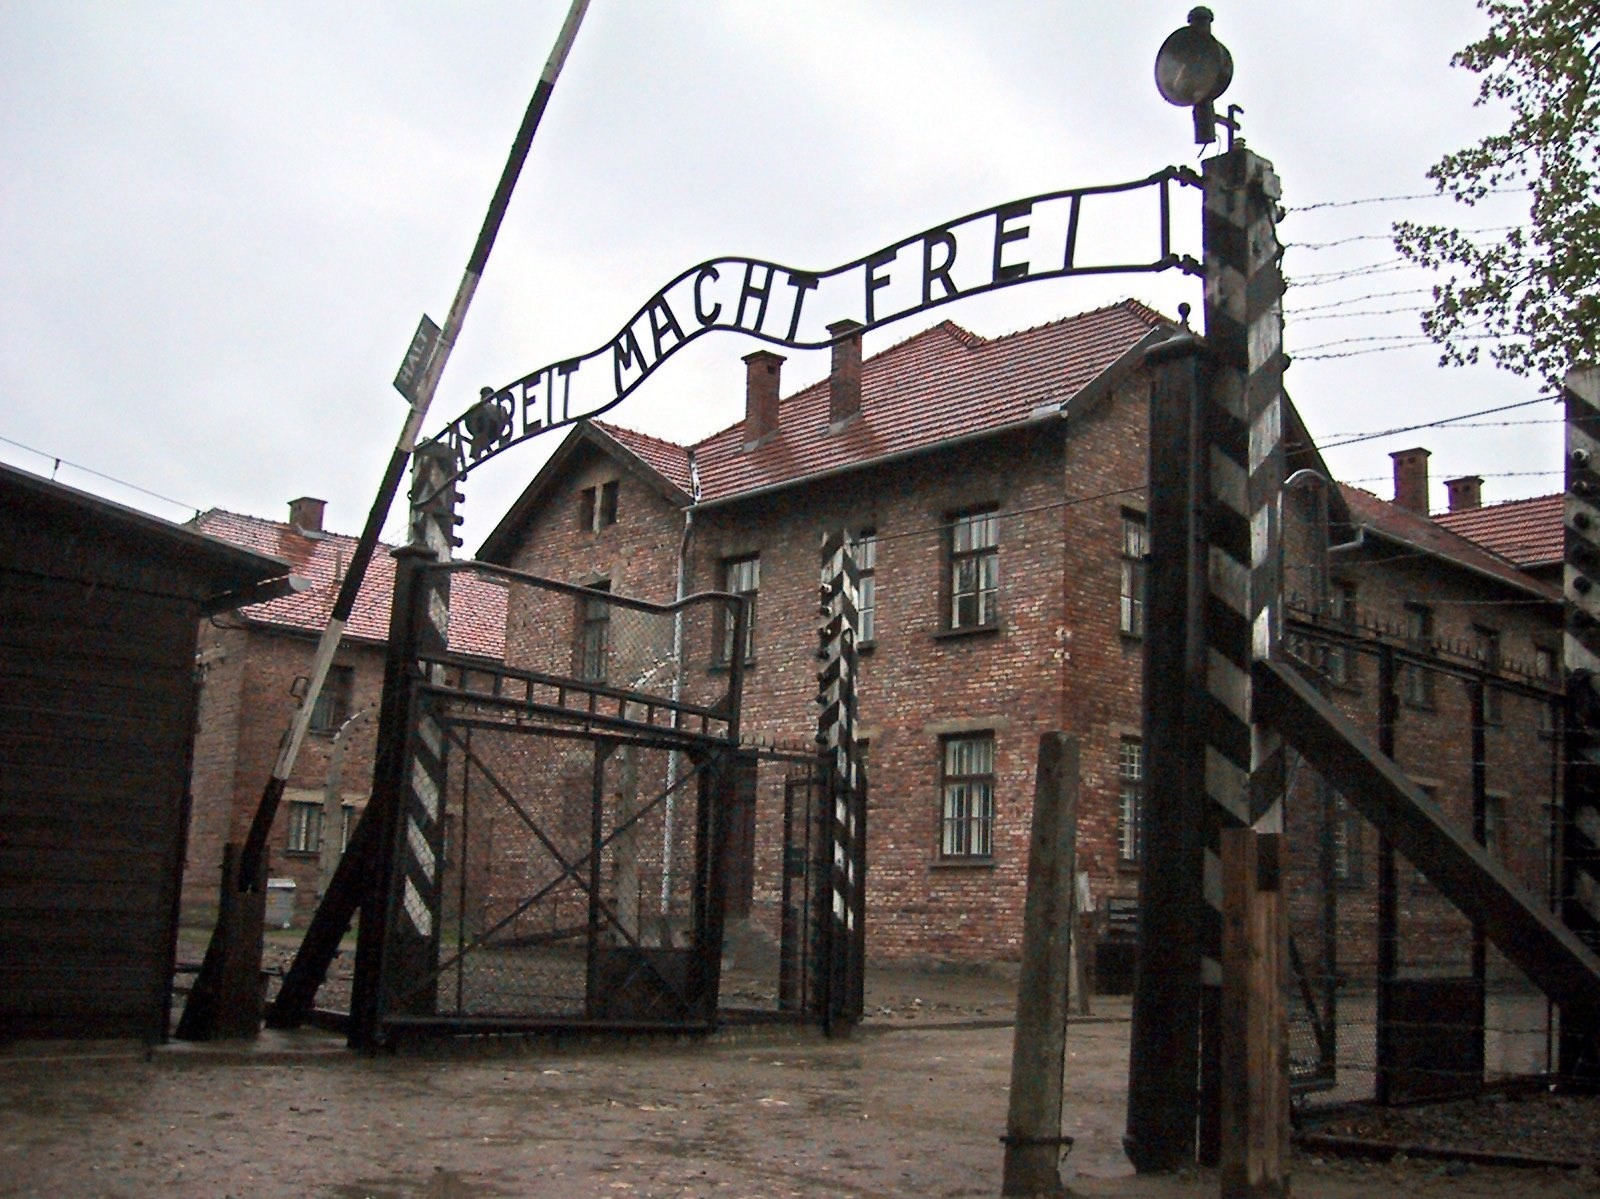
[0,570,199,1041]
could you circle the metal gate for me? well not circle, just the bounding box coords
[364,561,750,1038]
[774,755,864,1028]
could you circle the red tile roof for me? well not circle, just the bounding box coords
[681,301,1169,504]
[1337,486,1559,601]
[193,509,506,657]
[595,423,693,495]
[1434,493,1564,569]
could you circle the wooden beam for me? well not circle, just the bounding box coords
[1255,658,1600,1026]
[1002,733,1080,1197]
[1220,829,1289,1199]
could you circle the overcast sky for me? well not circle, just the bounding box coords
[1,1,1556,557]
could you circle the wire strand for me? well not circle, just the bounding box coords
[1288,186,1528,213]
[0,432,201,517]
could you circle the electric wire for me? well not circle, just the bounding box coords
[0,431,201,517]
[1315,397,1553,450]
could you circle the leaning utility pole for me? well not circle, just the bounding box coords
[177,0,591,1041]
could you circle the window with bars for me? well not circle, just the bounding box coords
[853,529,877,644]
[309,664,354,734]
[1119,512,1148,637]
[719,554,759,663]
[946,509,998,631]
[1473,624,1502,724]
[287,800,322,855]
[288,798,356,856]
[939,733,995,859]
[1331,791,1364,888]
[1326,579,1356,686]
[1484,793,1506,859]
[576,581,610,682]
[1117,736,1143,864]
[1536,645,1557,735]
[1402,604,1435,707]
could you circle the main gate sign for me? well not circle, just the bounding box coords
[431,167,1199,482]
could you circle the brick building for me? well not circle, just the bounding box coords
[1279,451,1563,988]
[184,498,504,927]
[471,299,1565,972]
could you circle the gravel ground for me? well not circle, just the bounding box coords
[4,964,1598,1198]
[1308,1090,1600,1167]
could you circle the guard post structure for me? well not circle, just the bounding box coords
[1560,365,1600,1083]
[1196,142,1287,1162]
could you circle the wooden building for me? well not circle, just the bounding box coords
[0,464,294,1042]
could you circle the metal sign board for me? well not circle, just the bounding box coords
[425,167,1200,487]
[394,315,442,404]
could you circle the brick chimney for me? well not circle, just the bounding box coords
[827,319,864,427]
[1390,448,1431,515]
[742,350,784,446]
[288,496,326,533]
[1445,475,1484,512]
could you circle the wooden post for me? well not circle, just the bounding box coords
[1126,331,1207,1171]
[174,842,265,1040]
[1220,827,1289,1199]
[1002,733,1080,1197]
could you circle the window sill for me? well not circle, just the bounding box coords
[707,660,756,675]
[284,849,319,859]
[932,624,1000,642]
[1118,629,1145,643]
[930,856,996,870]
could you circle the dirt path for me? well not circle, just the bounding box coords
[3,994,1596,1199]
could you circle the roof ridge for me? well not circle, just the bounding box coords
[1436,492,1562,515]
[593,419,690,453]
[196,507,376,547]
[979,298,1173,350]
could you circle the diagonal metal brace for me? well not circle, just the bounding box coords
[1255,657,1600,1028]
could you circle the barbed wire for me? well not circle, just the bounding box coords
[1286,185,1528,213]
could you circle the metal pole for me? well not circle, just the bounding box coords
[237,0,591,890]
[185,2,590,1040]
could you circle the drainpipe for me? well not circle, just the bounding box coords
[660,452,700,926]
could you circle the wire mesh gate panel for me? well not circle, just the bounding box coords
[370,564,749,1036]
[1282,603,1564,1109]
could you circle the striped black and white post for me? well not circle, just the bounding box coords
[816,530,866,1029]
[385,441,458,1015]
[1197,144,1287,1154]
[1561,365,1600,1080]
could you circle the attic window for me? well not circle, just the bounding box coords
[579,480,619,533]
